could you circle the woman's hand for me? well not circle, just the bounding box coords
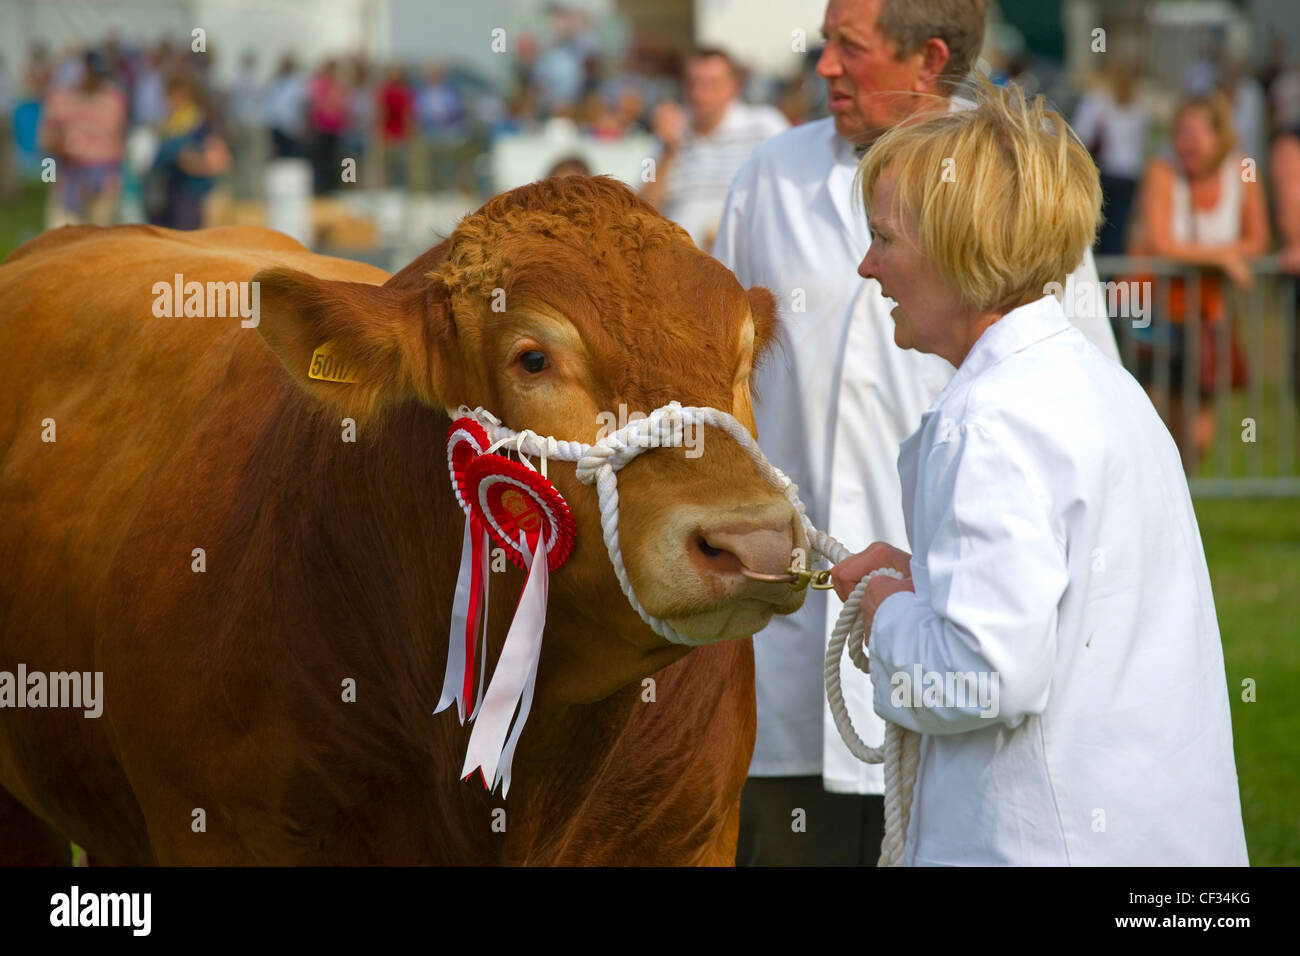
[830,541,911,600]
[1219,251,1254,290]
[651,101,685,152]
[1280,244,1300,274]
[178,136,231,178]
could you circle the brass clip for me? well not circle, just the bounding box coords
[789,568,835,591]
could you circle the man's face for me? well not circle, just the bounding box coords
[857,167,966,360]
[817,0,930,145]
[685,56,738,126]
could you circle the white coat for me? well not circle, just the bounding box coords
[869,293,1248,865]
[713,114,1122,794]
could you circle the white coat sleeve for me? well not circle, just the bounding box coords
[867,416,1070,735]
[1062,247,1121,362]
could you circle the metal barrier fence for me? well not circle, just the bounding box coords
[1093,255,1299,497]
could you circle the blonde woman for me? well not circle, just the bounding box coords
[829,85,1247,865]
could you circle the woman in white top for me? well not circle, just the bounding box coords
[830,84,1248,865]
[1131,93,1269,470]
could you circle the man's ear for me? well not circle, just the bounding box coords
[253,267,444,420]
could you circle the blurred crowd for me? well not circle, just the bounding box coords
[0,5,822,232]
[3,10,1300,323]
[1067,39,1300,462]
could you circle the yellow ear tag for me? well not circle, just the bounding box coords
[308,341,360,384]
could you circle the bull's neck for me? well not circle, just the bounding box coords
[275,398,684,861]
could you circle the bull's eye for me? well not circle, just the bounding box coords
[519,350,548,373]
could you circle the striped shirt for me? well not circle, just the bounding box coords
[663,101,789,251]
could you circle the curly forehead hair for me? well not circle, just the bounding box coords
[432,175,691,298]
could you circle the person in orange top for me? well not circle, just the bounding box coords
[1130,92,1269,470]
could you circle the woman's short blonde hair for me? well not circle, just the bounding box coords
[855,79,1102,313]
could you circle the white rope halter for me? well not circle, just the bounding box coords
[449,400,919,866]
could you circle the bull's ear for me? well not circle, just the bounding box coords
[745,285,780,365]
[253,267,444,419]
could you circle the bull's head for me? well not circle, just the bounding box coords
[253,176,807,695]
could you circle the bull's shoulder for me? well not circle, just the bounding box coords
[2,223,164,264]
[183,226,313,254]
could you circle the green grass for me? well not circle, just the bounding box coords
[1195,498,1300,865]
[0,183,45,261]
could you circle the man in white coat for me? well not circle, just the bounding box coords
[713,0,1122,864]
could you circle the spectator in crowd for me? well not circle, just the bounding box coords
[132,43,168,129]
[1272,123,1300,273]
[308,59,349,195]
[1072,62,1149,255]
[1269,59,1300,131]
[1129,92,1269,471]
[581,90,628,140]
[225,50,265,198]
[52,45,86,89]
[545,153,590,178]
[491,88,539,138]
[0,54,15,200]
[1270,120,1300,395]
[144,73,230,230]
[39,49,127,226]
[264,56,308,159]
[417,64,467,192]
[1259,35,1287,97]
[24,42,53,103]
[1224,58,1267,168]
[377,65,415,188]
[532,4,594,113]
[10,44,52,179]
[416,65,465,139]
[641,48,788,252]
[1183,40,1221,97]
[613,86,649,135]
[344,57,375,187]
[712,0,1117,867]
[775,54,826,126]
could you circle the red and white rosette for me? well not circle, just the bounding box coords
[465,455,576,572]
[436,415,576,797]
[436,418,493,723]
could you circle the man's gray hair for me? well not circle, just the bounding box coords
[878,0,990,95]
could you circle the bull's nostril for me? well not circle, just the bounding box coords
[697,536,724,558]
[692,521,793,583]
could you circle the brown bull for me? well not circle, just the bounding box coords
[0,175,806,864]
